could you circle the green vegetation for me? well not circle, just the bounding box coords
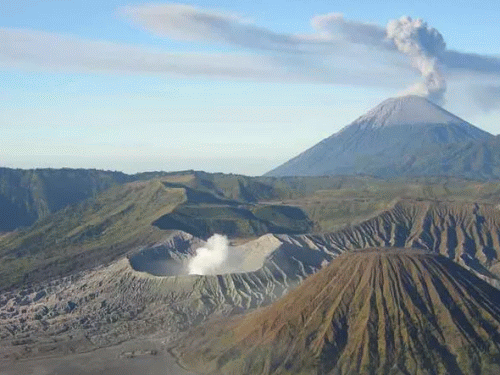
[271,176,500,232]
[4,167,500,236]
[0,174,313,290]
[0,180,186,289]
[3,168,500,374]
[154,203,312,238]
[0,168,131,231]
[2,168,500,290]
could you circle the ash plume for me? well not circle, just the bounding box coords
[188,234,230,275]
[386,16,447,104]
[2,5,500,109]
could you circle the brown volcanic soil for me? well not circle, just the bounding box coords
[173,249,500,375]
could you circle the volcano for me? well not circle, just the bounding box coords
[173,249,500,374]
[265,95,493,177]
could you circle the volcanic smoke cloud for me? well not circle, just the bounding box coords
[386,17,447,104]
[312,14,448,103]
[188,234,229,275]
[2,5,500,108]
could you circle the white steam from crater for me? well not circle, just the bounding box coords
[188,234,231,275]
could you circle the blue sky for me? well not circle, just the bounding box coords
[1,0,499,175]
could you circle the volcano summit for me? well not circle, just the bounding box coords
[266,95,493,178]
[173,249,500,375]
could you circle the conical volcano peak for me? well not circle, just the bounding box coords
[264,94,493,177]
[174,248,500,374]
[351,94,469,129]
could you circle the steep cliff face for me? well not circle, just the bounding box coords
[174,250,500,375]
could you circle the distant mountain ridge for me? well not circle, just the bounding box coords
[0,168,131,231]
[265,95,496,178]
[0,167,331,233]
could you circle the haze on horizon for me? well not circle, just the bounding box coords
[1,0,499,176]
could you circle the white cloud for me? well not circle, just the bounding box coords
[0,27,415,88]
[0,28,278,78]
[121,4,312,53]
[311,13,388,47]
[121,4,500,107]
[2,5,500,109]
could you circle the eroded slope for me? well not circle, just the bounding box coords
[174,250,500,375]
[297,199,500,282]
